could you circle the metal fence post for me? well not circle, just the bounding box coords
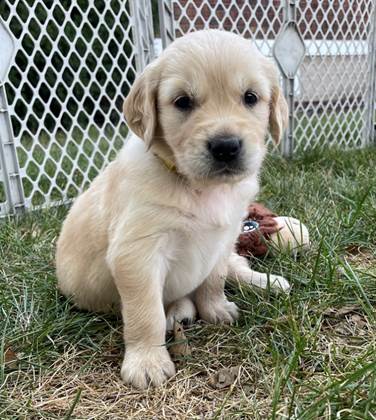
[0,18,25,216]
[283,1,294,158]
[273,0,305,157]
[158,0,175,49]
[365,3,376,145]
[129,0,155,72]
[281,73,295,158]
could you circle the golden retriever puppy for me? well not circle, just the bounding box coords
[56,30,289,389]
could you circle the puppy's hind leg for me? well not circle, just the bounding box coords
[228,252,290,292]
[166,296,197,331]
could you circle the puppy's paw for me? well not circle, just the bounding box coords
[269,275,291,292]
[121,346,175,389]
[166,297,197,331]
[198,298,239,325]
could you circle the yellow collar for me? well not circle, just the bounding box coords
[155,154,178,173]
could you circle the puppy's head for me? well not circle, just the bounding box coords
[124,30,288,184]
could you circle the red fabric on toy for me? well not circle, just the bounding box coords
[236,203,281,257]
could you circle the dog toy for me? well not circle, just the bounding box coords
[237,203,310,258]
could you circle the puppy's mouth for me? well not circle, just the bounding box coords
[208,160,247,178]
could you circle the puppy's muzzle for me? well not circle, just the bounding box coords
[207,135,243,163]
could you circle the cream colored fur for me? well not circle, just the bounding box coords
[56,30,289,389]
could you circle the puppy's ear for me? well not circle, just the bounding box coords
[123,62,159,147]
[264,59,289,144]
[269,86,289,144]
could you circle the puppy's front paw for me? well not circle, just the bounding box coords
[121,346,175,389]
[198,298,239,325]
[269,275,291,292]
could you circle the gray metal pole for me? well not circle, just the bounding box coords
[365,3,376,146]
[158,0,175,49]
[129,0,155,73]
[282,77,295,158]
[282,0,297,158]
[273,0,305,157]
[0,19,25,216]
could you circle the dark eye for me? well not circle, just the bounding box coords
[174,95,193,111]
[244,90,258,107]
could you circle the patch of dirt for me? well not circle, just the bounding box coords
[344,245,376,270]
[209,366,240,389]
[322,304,371,339]
[3,346,19,370]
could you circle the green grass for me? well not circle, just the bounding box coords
[1,148,376,418]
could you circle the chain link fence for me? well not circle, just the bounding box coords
[1,0,375,216]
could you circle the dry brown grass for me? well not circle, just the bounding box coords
[3,314,375,419]
[4,327,278,419]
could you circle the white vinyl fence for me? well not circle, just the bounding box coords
[0,0,375,216]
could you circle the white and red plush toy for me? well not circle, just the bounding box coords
[237,203,310,258]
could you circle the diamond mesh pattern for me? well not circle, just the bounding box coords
[173,0,284,55]
[171,0,375,152]
[1,0,137,209]
[294,1,374,152]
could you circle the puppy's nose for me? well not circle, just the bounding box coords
[207,136,242,162]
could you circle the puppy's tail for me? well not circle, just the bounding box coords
[227,252,290,292]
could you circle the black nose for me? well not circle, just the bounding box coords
[207,136,242,162]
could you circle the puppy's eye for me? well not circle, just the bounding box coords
[174,95,193,111]
[244,90,258,107]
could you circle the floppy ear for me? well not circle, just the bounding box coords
[269,85,289,144]
[123,62,159,147]
[263,58,289,144]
